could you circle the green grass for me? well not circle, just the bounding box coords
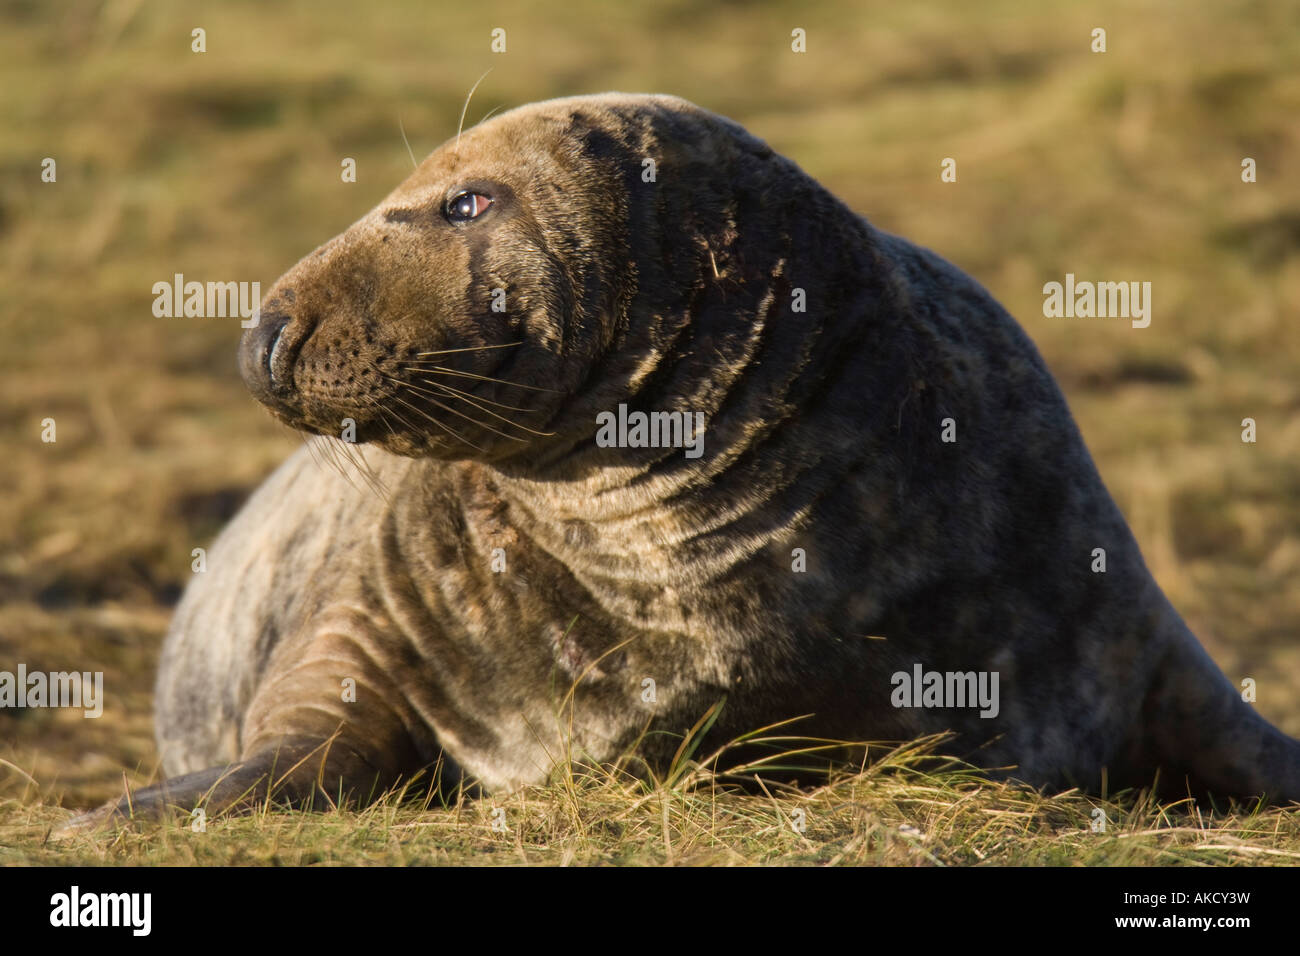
[2,0,1299,864]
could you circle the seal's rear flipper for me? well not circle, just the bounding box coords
[55,736,408,835]
[1125,632,1300,806]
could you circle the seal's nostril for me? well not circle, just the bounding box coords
[238,307,297,403]
[263,310,321,396]
[267,317,291,381]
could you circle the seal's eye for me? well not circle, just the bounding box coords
[446,192,493,223]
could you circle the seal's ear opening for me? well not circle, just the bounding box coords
[565,111,619,158]
[556,103,733,285]
[565,104,712,177]
[562,111,645,202]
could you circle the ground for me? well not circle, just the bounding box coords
[1,0,1298,864]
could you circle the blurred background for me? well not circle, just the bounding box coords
[1,0,1298,809]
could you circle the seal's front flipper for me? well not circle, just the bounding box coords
[55,736,408,835]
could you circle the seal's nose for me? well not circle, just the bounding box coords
[238,307,295,404]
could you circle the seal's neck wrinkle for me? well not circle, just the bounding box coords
[486,173,900,602]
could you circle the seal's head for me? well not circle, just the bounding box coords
[239,93,812,465]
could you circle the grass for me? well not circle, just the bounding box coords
[2,0,1299,864]
[10,738,1300,866]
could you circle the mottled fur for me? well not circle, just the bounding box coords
[74,93,1299,826]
